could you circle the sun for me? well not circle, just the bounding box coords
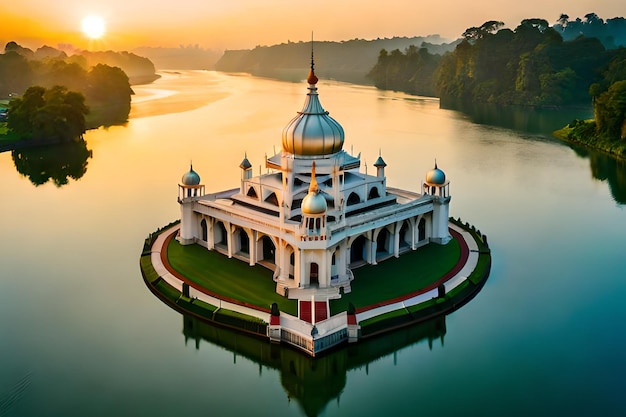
[81,15,106,39]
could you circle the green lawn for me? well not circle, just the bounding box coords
[330,239,460,313]
[165,234,462,318]
[166,239,298,315]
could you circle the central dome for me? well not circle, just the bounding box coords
[282,69,344,157]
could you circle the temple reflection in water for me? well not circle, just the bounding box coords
[182,314,446,417]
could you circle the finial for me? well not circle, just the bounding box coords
[309,161,319,193]
[190,160,193,170]
[434,158,438,169]
[307,32,318,85]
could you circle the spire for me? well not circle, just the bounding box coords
[434,158,438,169]
[309,161,319,193]
[307,32,318,85]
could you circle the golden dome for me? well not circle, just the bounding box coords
[282,68,344,157]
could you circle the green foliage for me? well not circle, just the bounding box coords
[0,42,147,128]
[8,85,88,141]
[367,46,442,96]
[594,81,626,140]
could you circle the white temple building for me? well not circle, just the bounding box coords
[177,61,451,297]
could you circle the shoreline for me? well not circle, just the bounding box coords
[140,218,491,356]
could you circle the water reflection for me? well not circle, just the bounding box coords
[11,139,92,187]
[570,145,626,204]
[183,314,446,417]
[440,99,593,135]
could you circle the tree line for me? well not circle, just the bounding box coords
[367,14,626,143]
[0,42,150,140]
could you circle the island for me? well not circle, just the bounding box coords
[141,60,491,357]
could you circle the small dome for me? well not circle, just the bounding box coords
[425,162,446,185]
[302,192,327,215]
[301,161,327,214]
[239,156,252,170]
[374,155,387,168]
[182,164,201,185]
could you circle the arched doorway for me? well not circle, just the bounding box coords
[200,219,207,242]
[310,263,319,286]
[261,235,275,264]
[418,218,426,242]
[399,221,410,250]
[214,221,227,248]
[350,235,367,266]
[237,229,250,256]
[376,228,391,260]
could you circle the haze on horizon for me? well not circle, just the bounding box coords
[1,0,623,52]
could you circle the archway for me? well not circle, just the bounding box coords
[264,192,279,206]
[350,235,367,266]
[247,187,258,198]
[310,263,319,286]
[347,192,360,206]
[214,221,227,247]
[418,218,426,242]
[399,221,410,250]
[200,219,208,242]
[237,228,250,256]
[376,228,391,260]
[368,187,380,200]
[261,235,275,264]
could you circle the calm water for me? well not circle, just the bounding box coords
[1,71,625,417]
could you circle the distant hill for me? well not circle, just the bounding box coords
[132,46,222,70]
[215,36,459,84]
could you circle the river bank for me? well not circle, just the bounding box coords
[553,120,626,160]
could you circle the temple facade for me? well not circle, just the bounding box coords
[177,63,451,296]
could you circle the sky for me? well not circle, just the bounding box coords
[0,0,623,51]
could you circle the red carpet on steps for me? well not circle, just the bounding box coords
[299,301,328,323]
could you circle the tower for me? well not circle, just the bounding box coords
[178,164,204,245]
[423,161,451,244]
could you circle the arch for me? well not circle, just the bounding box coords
[214,221,227,246]
[399,220,411,249]
[347,192,360,206]
[247,186,258,198]
[368,186,380,200]
[331,247,340,281]
[236,228,250,255]
[200,218,208,242]
[350,235,367,266]
[376,227,391,256]
[264,192,279,206]
[310,263,319,286]
[418,217,426,241]
[261,235,276,264]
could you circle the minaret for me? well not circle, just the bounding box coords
[239,153,252,195]
[423,160,451,244]
[374,149,387,178]
[178,163,204,245]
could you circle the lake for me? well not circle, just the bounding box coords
[1,70,625,417]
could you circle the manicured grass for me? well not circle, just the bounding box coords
[140,255,160,283]
[330,239,460,313]
[166,239,298,316]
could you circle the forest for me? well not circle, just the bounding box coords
[215,36,458,85]
[367,14,626,147]
[0,42,154,134]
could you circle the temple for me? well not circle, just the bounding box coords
[177,60,451,297]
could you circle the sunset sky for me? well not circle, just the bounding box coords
[0,0,623,51]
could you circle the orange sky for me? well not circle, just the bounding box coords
[1,0,623,51]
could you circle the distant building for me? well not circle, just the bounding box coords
[177,62,451,297]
